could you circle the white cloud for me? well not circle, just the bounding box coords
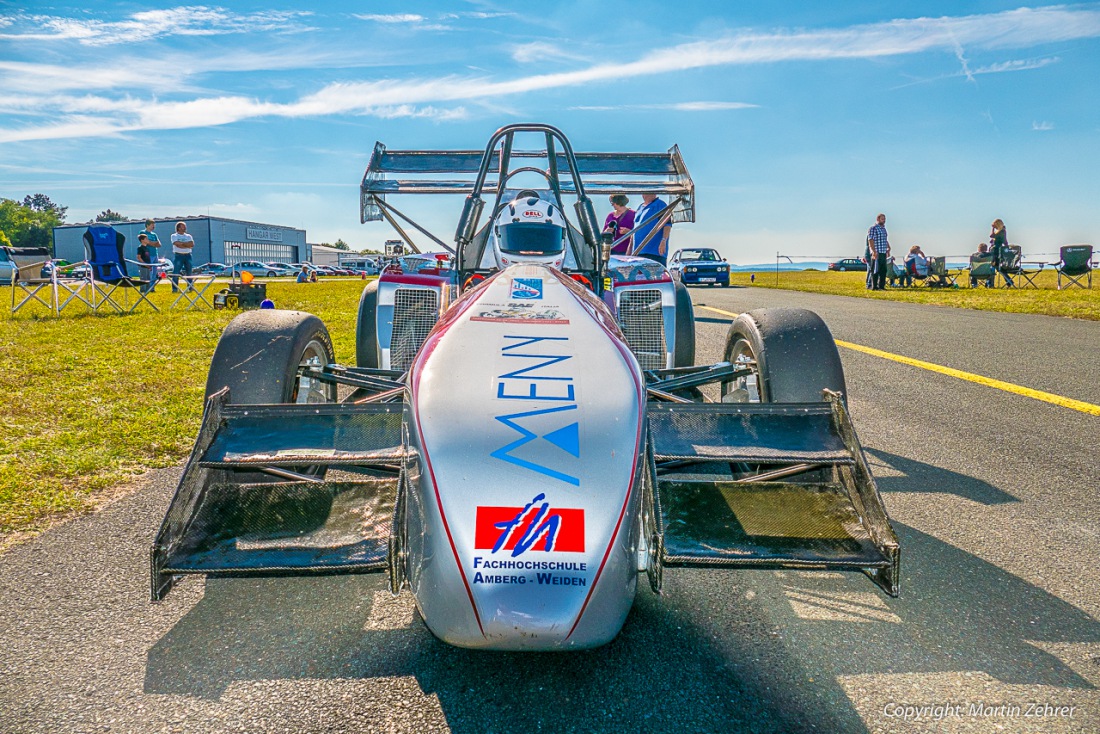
[353,14,425,24]
[511,42,586,63]
[570,102,758,111]
[1032,120,1055,130]
[0,6,314,46]
[3,6,1098,143]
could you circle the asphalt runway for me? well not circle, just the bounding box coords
[2,287,1098,733]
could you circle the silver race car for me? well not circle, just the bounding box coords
[152,124,899,651]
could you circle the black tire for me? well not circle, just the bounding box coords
[356,280,380,368]
[720,308,846,403]
[205,310,336,404]
[266,270,276,277]
[672,280,696,368]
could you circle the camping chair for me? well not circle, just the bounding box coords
[171,273,217,311]
[996,245,1023,288]
[1053,244,1093,290]
[925,257,958,288]
[5,246,91,315]
[967,253,996,288]
[83,225,158,313]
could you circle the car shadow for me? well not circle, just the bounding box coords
[146,515,1100,732]
[866,448,1018,505]
[144,573,854,732]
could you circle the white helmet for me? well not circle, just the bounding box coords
[490,193,567,268]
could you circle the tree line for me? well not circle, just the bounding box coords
[0,194,127,254]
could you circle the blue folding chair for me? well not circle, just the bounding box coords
[83,225,158,313]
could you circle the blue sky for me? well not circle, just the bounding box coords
[1,2,1098,263]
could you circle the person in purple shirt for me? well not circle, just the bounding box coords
[603,194,635,255]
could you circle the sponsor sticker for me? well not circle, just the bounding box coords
[511,278,543,300]
[475,493,585,554]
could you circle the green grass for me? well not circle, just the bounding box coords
[0,279,367,540]
[728,268,1100,320]
[1,268,1097,541]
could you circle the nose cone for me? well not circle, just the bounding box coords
[407,264,646,648]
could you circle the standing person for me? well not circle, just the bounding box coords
[632,193,672,265]
[603,194,635,256]
[138,218,161,293]
[867,213,890,290]
[989,218,1012,287]
[136,233,154,285]
[169,221,194,293]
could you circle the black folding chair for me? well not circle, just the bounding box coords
[966,254,996,288]
[83,225,158,313]
[996,245,1023,288]
[1053,244,1093,290]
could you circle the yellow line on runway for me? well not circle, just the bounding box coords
[697,305,1100,416]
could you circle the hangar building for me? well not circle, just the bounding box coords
[52,216,309,268]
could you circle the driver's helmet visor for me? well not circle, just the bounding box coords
[498,222,565,255]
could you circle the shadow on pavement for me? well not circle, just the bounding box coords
[867,448,1017,505]
[145,573,855,733]
[145,507,1100,732]
[775,521,1100,689]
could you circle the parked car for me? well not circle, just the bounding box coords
[828,258,868,272]
[195,262,230,276]
[667,247,731,286]
[231,260,295,278]
[0,248,13,282]
[266,261,299,276]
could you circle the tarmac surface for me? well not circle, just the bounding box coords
[2,286,1099,733]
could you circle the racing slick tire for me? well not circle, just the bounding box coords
[205,310,336,481]
[355,279,380,368]
[720,308,846,404]
[673,280,696,368]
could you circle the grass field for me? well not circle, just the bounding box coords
[730,268,1100,320]
[0,279,366,542]
[1,268,1097,542]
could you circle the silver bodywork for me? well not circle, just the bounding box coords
[406,264,644,648]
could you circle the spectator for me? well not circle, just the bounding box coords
[970,242,994,287]
[867,213,890,290]
[632,193,672,265]
[138,219,161,293]
[169,221,194,293]
[296,265,311,283]
[989,218,1012,287]
[603,194,635,256]
[136,233,154,285]
[904,245,930,279]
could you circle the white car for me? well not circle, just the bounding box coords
[231,261,295,278]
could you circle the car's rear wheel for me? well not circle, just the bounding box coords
[356,280,380,368]
[673,280,696,368]
[267,270,276,277]
[205,310,336,480]
[719,308,846,404]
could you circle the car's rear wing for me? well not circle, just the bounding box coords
[360,144,695,224]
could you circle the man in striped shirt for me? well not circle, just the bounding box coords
[867,213,890,290]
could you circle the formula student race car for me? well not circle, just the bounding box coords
[151,124,899,651]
